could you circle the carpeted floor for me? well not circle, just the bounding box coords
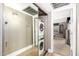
[17,47,38,56]
[45,45,70,56]
[45,33,70,56]
[54,34,70,56]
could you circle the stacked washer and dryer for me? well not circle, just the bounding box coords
[38,20,44,56]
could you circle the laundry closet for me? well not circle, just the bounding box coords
[1,3,39,56]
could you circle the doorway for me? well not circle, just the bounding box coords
[53,9,72,56]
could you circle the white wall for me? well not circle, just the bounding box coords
[48,12,54,52]
[33,14,38,46]
[54,18,67,23]
[4,3,37,17]
[0,3,3,56]
[71,4,76,56]
[77,4,79,56]
[53,9,71,23]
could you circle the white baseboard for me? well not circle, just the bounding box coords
[48,49,53,53]
[6,45,33,56]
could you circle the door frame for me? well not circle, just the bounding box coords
[0,3,3,56]
[51,4,77,56]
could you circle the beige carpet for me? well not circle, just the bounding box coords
[45,52,61,56]
[54,45,70,56]
[17,47,38,56]
[45,45,70,56]
[54,32,70,55]
[45,33,70,56]
[54,38,66,51]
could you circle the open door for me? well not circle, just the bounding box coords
[53,7,73,56]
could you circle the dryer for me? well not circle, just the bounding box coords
[38,21,44,36]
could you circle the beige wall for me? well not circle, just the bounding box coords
[77,4,79,56]
[3,6,33,55]
[0,3,3,56]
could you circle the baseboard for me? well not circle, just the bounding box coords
[6,45,33,56]
[48,49,53,53]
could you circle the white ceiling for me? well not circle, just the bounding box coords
[4,3,38,11]
[53,9,71,23]
[36,3,52,13]
[4,3,53,14]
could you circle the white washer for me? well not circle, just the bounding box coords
[39,39,44,55]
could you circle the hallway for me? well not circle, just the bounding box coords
[45,33,70,56]
[54,32,70,56]
[54,33,66,51]
[45,45,70,56]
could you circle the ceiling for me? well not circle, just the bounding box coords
[52,3,69,9]
[35,3,52,14]
[35,3,70,16]
[33,3,48,16]
[4,3,70,16]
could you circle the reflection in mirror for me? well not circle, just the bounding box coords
[53,9,71,56]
